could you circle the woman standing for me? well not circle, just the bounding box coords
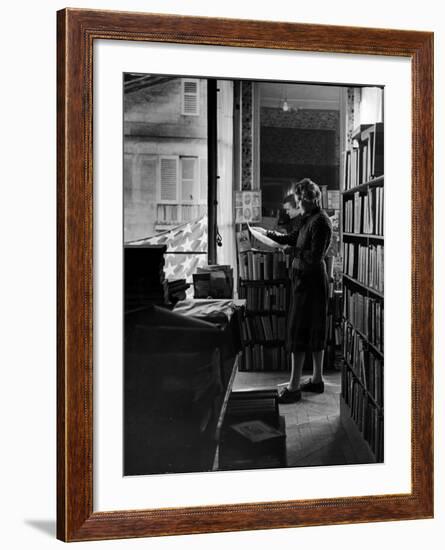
[258,179,333,403]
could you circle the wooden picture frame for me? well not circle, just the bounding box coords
[57,8,434,542]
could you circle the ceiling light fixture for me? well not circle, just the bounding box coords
[279,84,298,113]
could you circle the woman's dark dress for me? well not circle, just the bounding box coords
[268,207,332,352]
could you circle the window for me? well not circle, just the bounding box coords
[158,156,204,225]
[159,155,200,205]
[181,78,200,116]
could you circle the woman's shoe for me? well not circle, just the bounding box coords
[300,378,324,393]
[278,386,302,404]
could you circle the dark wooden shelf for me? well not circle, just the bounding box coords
[342,232,384,241]
[342,175,384,196]
[342,274,384,299]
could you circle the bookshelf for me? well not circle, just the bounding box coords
[340,122,384,462]
[238,250,291,372]
[237,243,338,373]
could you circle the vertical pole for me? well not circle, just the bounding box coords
[207,79,218,265]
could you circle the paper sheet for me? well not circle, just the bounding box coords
[247,224,283,249]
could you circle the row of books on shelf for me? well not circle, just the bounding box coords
[343,324,384,405]
[343,124,384,191]
[239,250,290,281]
[343,186,384,235]
[343,288,384,350]
[238,284,288,311]
[341,367,384,462]
[343,242,384,293]
[241,315,286,343]
[240,345,289,372]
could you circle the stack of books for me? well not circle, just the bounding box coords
[193,265,233,299]
[124,244,168,310]
[219,390,286,470]
[225,390,279,425]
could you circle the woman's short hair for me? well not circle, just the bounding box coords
[294,178,321,206]
[283,194,297,208]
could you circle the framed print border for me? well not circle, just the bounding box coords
[57,8,434,542]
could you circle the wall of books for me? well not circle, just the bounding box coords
[237,241,340,372]
[238,250,290,372]
[341,122,384,462]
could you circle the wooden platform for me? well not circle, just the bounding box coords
[233,370,374,467]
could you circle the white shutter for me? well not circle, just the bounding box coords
[181,79,199,116]
[180,157,197,203]
[159,156,178,203]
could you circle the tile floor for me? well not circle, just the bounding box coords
[232,370,373,467]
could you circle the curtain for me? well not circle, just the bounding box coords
[216,81,236,279]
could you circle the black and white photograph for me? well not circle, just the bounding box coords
[123,75,384,476]
[2,0,441,546]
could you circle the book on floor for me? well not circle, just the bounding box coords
[230,419,285,444]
